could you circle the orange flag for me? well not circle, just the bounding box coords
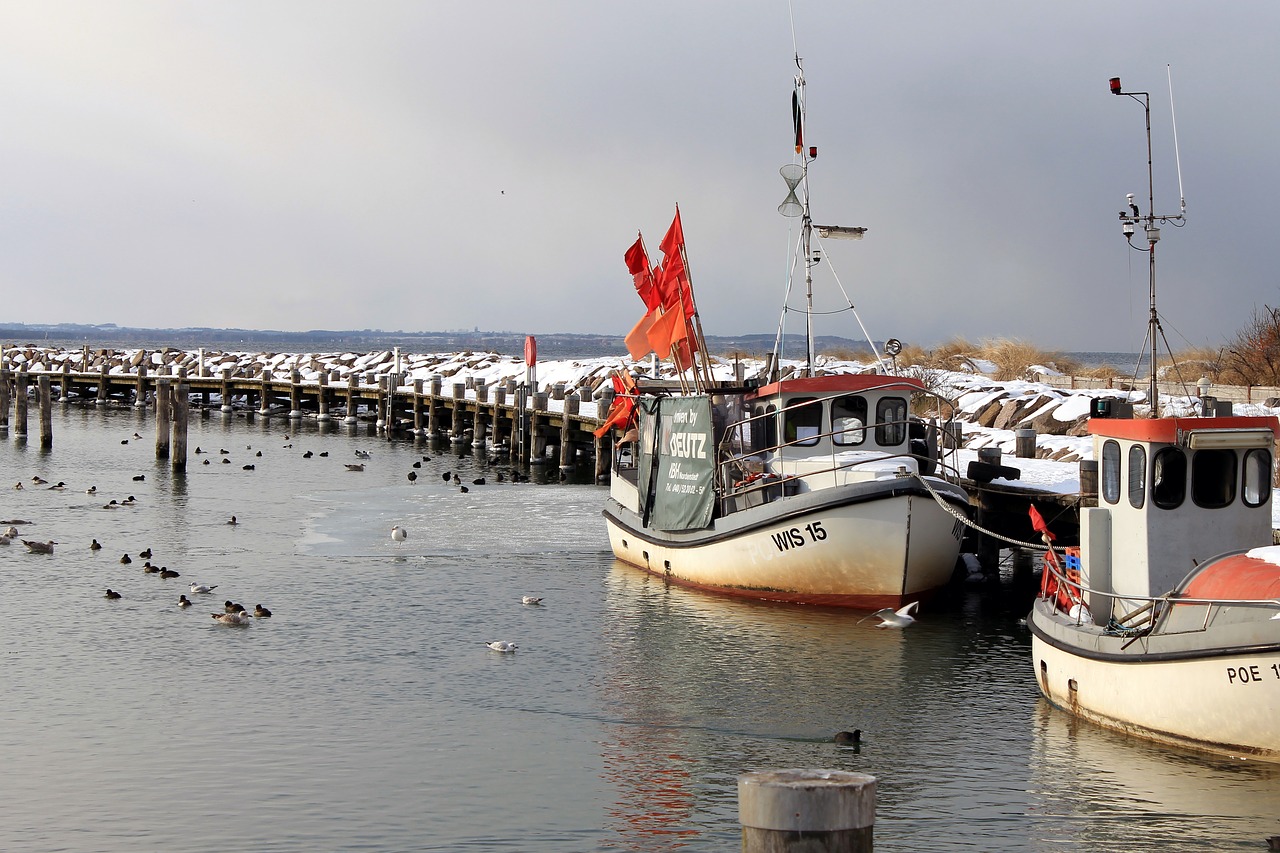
[625,308,658,360]
[646,303,688,360]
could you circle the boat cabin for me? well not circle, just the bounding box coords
[1081,415,1279,617]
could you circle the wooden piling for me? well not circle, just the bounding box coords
[450,383,465,443]
[594,432,609,482]
[135,361,148,407]
[408,378,422,434]
[38,375,52,449]
[1015,429,1036,459]
[738,769,876,853]
[0,368,9,429]
[317,371,331,422]
[376,375,388,431]
[259,369,272,416]
[530,391,548,464]
[427,378,441,435]
[15,367,29,438]
[491,386,506,452]
[97,363,109,406]
[60,362,72,402]
[155,379,172,459]
[172,383,189,472]
[219,367,233,413]
[289,369,302,419]
[560,395,578,470]
[345,373,358,424]
[473,383,488,448]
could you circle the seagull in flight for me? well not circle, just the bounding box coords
[861,601,919,629]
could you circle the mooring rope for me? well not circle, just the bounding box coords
[911,472,1065,553]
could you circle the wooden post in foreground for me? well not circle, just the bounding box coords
[738,770,875,853]
[15,367,29,438]
[155,380,171,460]
[0,368,9,429]
[172,383,189,472]
[38,375,52,449]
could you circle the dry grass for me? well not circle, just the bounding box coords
[1171,346,1225,381]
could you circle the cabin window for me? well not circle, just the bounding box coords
[832,395,868,446]
[1152,447,1186,509]
[1191,449,1236,509]
[753,404,777,451]
[1243,449,1271,508]
[1127,444,1146,509]
[875,397,907,446]
[1101,440,1121,504]
[783,397,822,447]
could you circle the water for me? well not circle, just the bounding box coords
[1,404,1276,852]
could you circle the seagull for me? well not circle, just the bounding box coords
[3,526,18,537]
[861,601,920,628]
[521,596,543,606]
[104,589,121,600]
[212,611,252,626]
[189,582,218,594]
[345,463,365,472]
[0,533,12,545]
[178,595,193,608]
[254,604,272,617]
[485,641,518,653]
[23,540,56,554]
[391,525,408,544]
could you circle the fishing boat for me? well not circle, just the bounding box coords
[1027,75,1280,761]
[597,56,970,609]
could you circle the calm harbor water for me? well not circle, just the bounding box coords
[1,404,1276,852]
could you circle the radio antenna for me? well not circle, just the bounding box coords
[1167,64,1186,214]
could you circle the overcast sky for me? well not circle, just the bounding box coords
[1,2,1276,352]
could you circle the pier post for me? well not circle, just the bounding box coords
[317,372,331,422]
[738,769,875,853]
[97,363,109,406]
[473,383,488,448]
[259,369,272,416]
[412,379,424,434]
[38,375,52,449]
[594,432,609,482]
[975,447,1003,570]
[491,386,506,453]
[427,378,441,436]
[135,361,149,408]
[345,373,358,424]
[530,391,548,464]
[376,375,388,431]
[155,379,172,460]
[1015,429,1036,459]
[0,368,9,430]
[451,383,465,444]
[220,367,234,413]
[172,383,189,472]
[81,345,90,372]
[60,362,72,402]
[15,367,29,439]
[289,370,302,419]
[559,394,578,470]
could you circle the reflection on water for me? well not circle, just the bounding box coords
[0,406,1276,851]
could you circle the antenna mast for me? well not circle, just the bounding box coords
[1111,74,1187,415]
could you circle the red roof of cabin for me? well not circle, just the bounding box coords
[1089,415,1279,443]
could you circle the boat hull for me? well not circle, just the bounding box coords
[604,481,965,609]
[1028,598,1280,761]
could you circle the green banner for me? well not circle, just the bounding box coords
[639,395,715,531]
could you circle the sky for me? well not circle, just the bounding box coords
[0,1,1277,352]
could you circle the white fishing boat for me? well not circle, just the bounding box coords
[598,56,970,609]
[1027,75,1280,761]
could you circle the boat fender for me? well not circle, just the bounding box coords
[966,460,1021,484]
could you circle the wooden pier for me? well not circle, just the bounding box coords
[0,364,613,475]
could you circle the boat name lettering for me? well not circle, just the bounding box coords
[1226,664,1275,685]
[667,431,707,459]
[770,521,827,552]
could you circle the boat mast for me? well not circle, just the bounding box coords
[1111,75,1186,415]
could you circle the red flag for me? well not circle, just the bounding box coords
[624,308,658,360]
[593,372,638,438]
[624,235,659,310]
[659,207,684,258]
[1029,505,1055,541]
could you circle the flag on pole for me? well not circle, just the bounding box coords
[624,308,658,361]
[624,235,659,310]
